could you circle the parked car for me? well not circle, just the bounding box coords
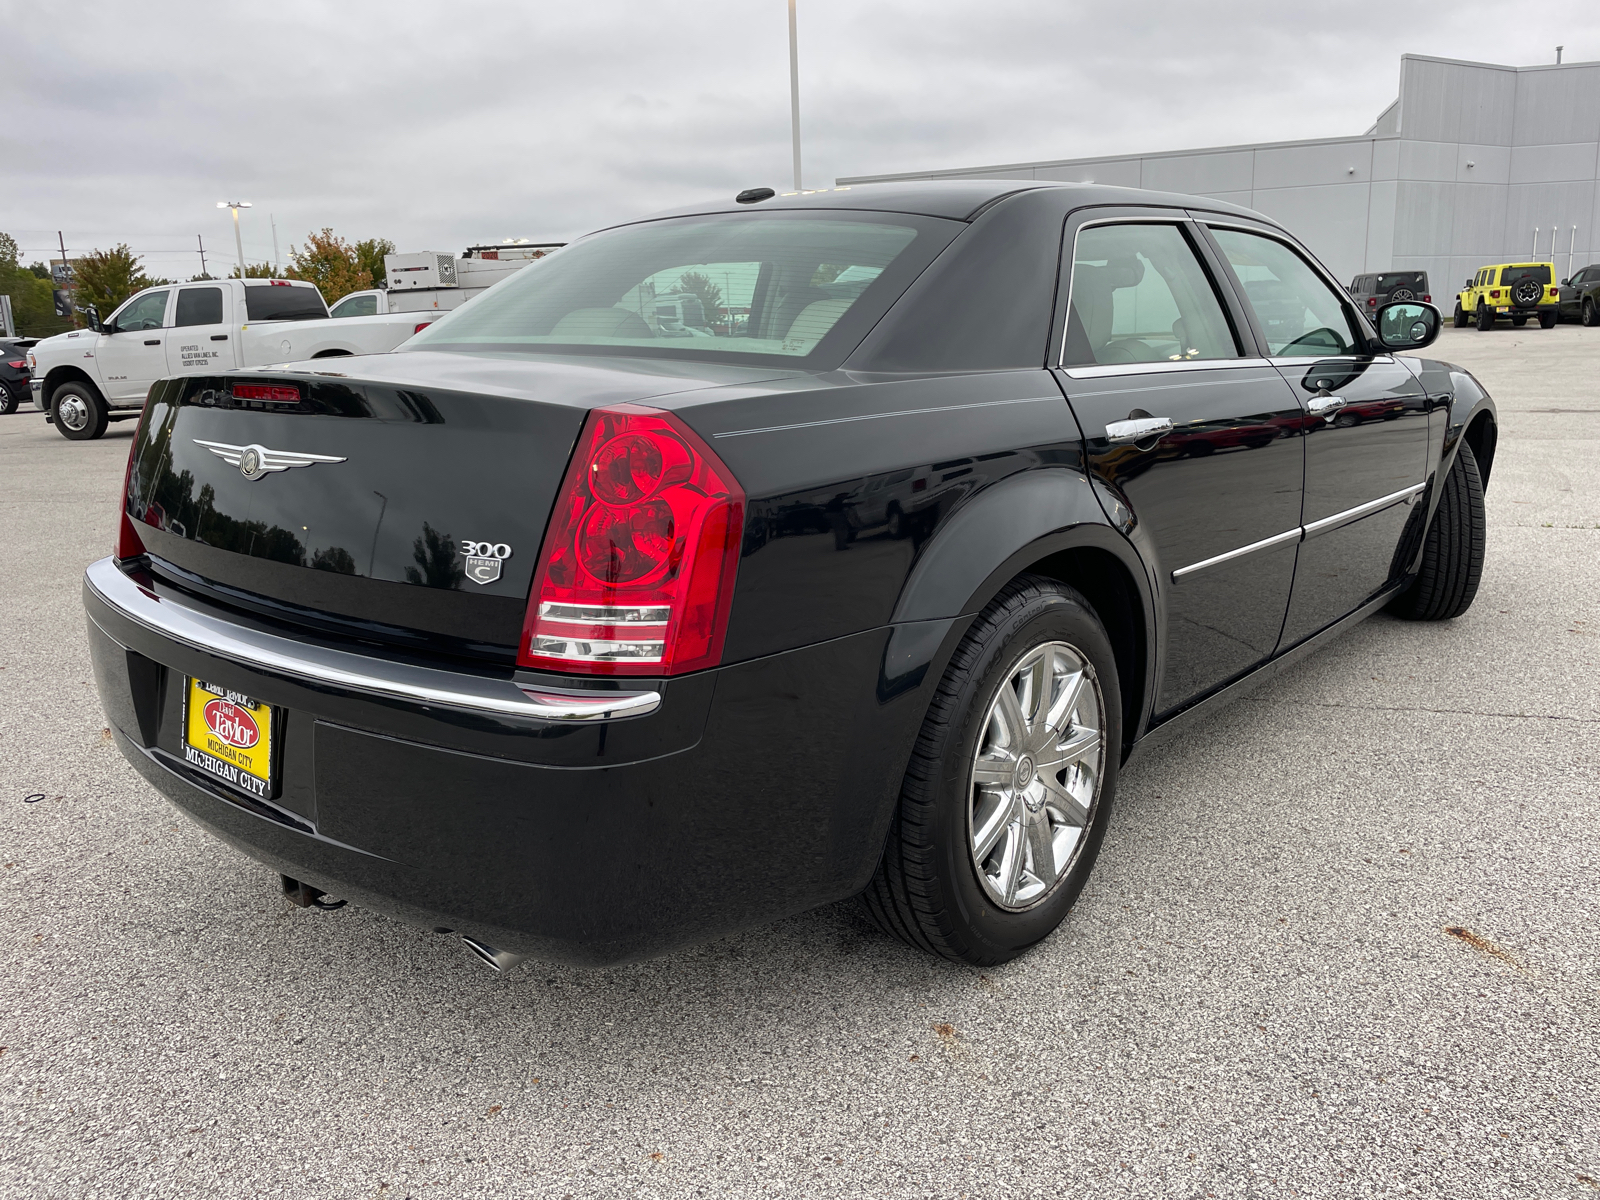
[0,336,37,414]
[1454,262,1559,330]
[86,180,1496,972]
[1348,271,1431,314]
[1555,263,1600,326]
[26,278,442,440]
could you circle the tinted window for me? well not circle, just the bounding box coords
[1376,272,1426,291]
[1211,229,1362,357]
[1062,223,1238,366]
[114,289,169,332]
[244,285,329,321]
[331,294,379,318]
[406,212,957,368]
[1502,265,1551,287]
[174,286,224,327]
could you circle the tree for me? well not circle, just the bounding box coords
[72,244,166,319]
[674,271,723,325]
[355,238,396,289]
[285,229,373,304]
[229,262,279,279]
[0,231,71,336]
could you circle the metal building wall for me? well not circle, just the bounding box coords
[840,54,1600,299]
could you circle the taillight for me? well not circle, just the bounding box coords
[519,404,744,676]
[413,322,430,334]
[1367,297,1377,306]
[1490,289,1500,298]
[116,440,145,561]
[4,360,24,370]
[1422,294,1430,302]
[231,383,300,402]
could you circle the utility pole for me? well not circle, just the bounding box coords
[197,234,208,278]
[270,213,281,277]
[788,0,802,191]
[1556,45,1563,64]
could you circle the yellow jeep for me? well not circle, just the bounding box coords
[1455,263,1560,330]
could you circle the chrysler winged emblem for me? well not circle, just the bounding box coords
[194,439,347,482]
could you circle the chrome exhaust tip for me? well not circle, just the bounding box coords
[460,935,526,974]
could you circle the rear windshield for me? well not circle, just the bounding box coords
[244,285,329,322]
[1376,272,1426,290]
[404,211,960,368]
[1500,265,1551,286]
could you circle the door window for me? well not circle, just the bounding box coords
[114,290,170,332]
[330,293,379,318]
[174,287,224,327]
[1063,223,1238,366]
[1210,229,1362,357]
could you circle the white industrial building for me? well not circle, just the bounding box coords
[840,54,1600,293]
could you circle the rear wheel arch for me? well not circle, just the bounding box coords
[311,348,353,358]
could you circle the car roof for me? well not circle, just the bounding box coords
[621,179,1275,227]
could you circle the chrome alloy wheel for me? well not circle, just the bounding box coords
[968,640,1105,910]
[57,394,90,432]
[1389,287,1415,302]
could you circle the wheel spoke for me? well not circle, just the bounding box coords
[1025,814,1057,883]
[997,820,1025,903]
[971,756,1014,790]
[1043,668,1088,739]
[993,681,1029,752]
[1040,773,1092,828]
[1047,725,1102,770]
[972,792,1017,861]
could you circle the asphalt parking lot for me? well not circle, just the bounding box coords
[1,325,1596,1199]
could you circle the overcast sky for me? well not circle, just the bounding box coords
[3,0,1596,279]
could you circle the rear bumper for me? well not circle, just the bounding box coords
[85,558,925,965]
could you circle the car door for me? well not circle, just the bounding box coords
[1558,266,1591,318]
[1053,214,1306,717]
[1204,223,1430,648]
[166,284,240,376]
[96,288,172,402]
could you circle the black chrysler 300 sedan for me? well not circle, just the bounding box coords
[86,181,1496,970]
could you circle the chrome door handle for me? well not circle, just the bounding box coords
[1307,394,1346,417]
[1105,417,1174,444]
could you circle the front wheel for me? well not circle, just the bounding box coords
[1389,445,1485,621]
[1453,301,1468,328]
[1584,298,1599,327]
[0,387,18,415]
[863,576,1121,966]
[51,382,108,440]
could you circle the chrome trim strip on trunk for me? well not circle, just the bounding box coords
[1171,527,1302,579]
[82,558,661,722]
[1303,483,1425,539]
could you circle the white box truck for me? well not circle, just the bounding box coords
[327,243,563,318]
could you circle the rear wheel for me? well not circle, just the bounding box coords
[863,575,1121,966]
[1389,445,1485,621]
[51,382,108,440]
[1539,309,1557,330]
[1453,301,1468,328]
[1475,303,1495,332]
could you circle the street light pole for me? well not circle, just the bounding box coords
[788,0,802,191]
[218,200,252,278]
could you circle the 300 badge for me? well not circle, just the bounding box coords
[462,540,512,586]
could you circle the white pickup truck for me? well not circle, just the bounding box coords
[26,277,440,440]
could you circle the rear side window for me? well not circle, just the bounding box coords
[173,287,224,327]
[244,285,328,321]
[1062,223,1238,366]
[330,294,378,318]
[1211,228,1362,357]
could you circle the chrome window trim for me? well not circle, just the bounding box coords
[1056,215,1251,371]
[83,557,661,722]
[1302,483,1426,539]
[1062,356,1272,381]
[1172,483,1426,580]
[1267,354,1395,368]
[1171,527,1302,580]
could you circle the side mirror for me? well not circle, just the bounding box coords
[77,304,104,333]
[1373,301,1440,352]
[1561,278,1570,286]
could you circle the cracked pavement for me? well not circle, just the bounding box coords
[0,324,1596,1198]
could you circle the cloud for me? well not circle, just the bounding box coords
[2,0,1595,276]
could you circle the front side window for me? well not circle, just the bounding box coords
[113,289,169,332]
[1211,228,1362,357]
[405,212,957,368]
[174,286,224,327]
[1062,223,1238,366]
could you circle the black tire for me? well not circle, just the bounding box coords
[1453,301,1468,328]
[0,387,18,415]
[1510,315,1528,328]
[1584,299,1598,328]
[863,575,1122,966]
[1475,302,1495,332]
[1389,445,1485,621]
[885,506,906,539]
[51,381,109,440]
[1539,309,1557,330]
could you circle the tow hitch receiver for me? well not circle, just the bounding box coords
[281,874,347,910]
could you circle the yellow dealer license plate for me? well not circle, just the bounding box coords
[182,679,274,801]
